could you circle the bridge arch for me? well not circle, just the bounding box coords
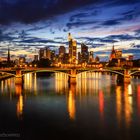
[129,70,140,76]
[0,71,16,77]
[22,69,71,77]
[77,69,124,76]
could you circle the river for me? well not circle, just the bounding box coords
[0,72,140,140]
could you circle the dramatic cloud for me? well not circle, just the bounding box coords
[0,0,140,60]
[102,20,121,26]
[66,21,97,30]
[104,34,140,41]
[0,0,100,24]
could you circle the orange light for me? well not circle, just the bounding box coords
[99,90,104,120]
[68,90,75,120]
[100,68,103,70]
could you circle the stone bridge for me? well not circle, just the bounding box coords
[0,67,140,84]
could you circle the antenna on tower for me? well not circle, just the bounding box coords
[68,33,72,41]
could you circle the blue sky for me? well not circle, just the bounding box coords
[0,0,140,61]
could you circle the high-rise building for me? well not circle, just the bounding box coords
[39,48,44,60]
[72,40,77,64]
[78,52,81,64]
[44,47,51,60]
[81,43,88,63]
[51,50,56,63]
[89,51,94,63]
[7,46,10,65]
[68,33,73,63]
[63,53,69,64]
[59,46,66,55]
[39,47,51,60]
[68,33,77,64]
[58,46,66,64]
[34,55,38,61]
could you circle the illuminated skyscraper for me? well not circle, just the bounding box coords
[68,33,73,63]
[68,33,77,64]
[7,45,10,65]
[72,40,77,64]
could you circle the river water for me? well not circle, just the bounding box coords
[0,72,140,140]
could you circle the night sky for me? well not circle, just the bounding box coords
[0,0,140,61]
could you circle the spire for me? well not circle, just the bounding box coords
[112,44,115,51]
[68,33,72,41]
[112,44,115,53]
[110,44,116,60]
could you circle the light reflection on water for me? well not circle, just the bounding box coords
[0,72,140,139]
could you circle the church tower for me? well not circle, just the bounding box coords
[110,45,116,61]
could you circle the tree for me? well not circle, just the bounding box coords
[37,58,51,68]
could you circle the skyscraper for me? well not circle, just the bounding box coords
[68,33,77,64]
[89,51,94,63]
[44,47,51,60]
[72,40,77,64]
[34,55,38,61]
[39,47,51,60]
[78,52,81,64]
[58,46,66,64]
[68,33,73,63]
[59,46,66,55]
[81,43,88,63]
[39,48,44,60]
[7,45,10,65]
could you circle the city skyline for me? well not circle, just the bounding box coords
[0,0,140,61]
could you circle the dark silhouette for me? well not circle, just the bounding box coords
[37,58,51,68]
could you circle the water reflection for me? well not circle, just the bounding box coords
[68,84,76,120]
[77,72,102,95]
[17,94,23,120]
[99,90,104,121]
[15,83,24,119]
[137,85,140,117]
[0,72,140,131]
[23,73,38,95]
[55,73,68,94]
[116,86,122,127]
[54,72,76,120]
[124,83,133,128]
